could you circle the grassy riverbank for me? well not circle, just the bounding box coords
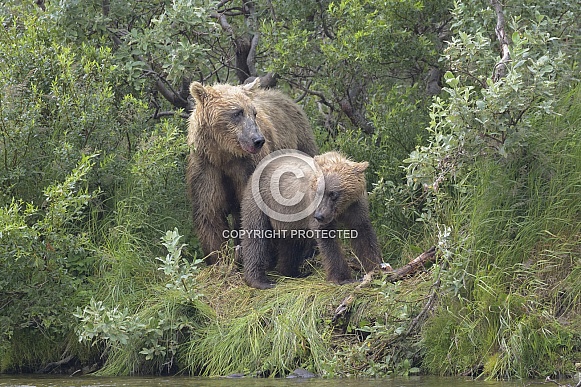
[2,83,580,382]
[77,85,581,379]
[1,1,580,379]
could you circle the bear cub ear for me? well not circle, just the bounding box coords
[190,82,209,104]
[353,161,369,174]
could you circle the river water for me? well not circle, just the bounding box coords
[0,375,571,387]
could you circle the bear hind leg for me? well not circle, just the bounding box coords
[276,237,314,278]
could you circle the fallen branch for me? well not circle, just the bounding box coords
[383,246,437,283]
[333,269,377,322]
[368,273,442,363]
[333,246,437,322]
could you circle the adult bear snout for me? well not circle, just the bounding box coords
[252,135,265,149]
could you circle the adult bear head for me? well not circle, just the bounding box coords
[188,79,266,159]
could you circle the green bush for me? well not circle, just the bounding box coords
[0,155,98,371]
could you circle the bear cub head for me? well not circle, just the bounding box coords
[189,79,266,156]
[312,152,369,226]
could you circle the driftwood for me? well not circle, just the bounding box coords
[37,355,75,374]
[543,376,581,387]
[333,246,437,322]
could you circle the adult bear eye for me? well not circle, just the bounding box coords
[232,109,244,119]
[329,191,339,201]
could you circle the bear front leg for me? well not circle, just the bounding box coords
[341,199,382,272]
[241,200,276,289]
[315,222,353,285]
[187,156,231,265]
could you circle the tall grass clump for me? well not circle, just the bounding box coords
[185,277,337,376]
[179,256,435,377]
[422,85,581,379]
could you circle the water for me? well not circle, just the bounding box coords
[0,375,564,387]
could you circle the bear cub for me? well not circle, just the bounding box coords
[241,151,382,289]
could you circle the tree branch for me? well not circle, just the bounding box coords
[244,72,277,88]
[247,33,260,77]
[490,0,511,82]
[339,82,376,134]
[333,246,437,322]
[102,0,110,17]
[212,1,260,84]
[211,11,234,36]
[34,0,46,11]
[152,111,190,119]
[142,68,190,110]
[215,0,233,8]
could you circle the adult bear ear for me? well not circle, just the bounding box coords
[242,77,261,91]
[353,161,369,174]
[190,81,211,104]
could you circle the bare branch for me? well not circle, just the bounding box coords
[244,0,259,80]
[234,36,251,82]
[265,0,277,20]
[339,82,376,134]
[142,67,189,110]
[152,111,189,119]
[211,11,234,36]
[244,72,277,88]
[425,66,442,96]
[491,0,511,82]
[333,247,437,322]
[215,0,233,8]
[288,80,330,104]
[34,0,45,11]
[246,33,259,77]
[102,0,110,17]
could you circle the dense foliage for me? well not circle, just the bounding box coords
[1,0,579,379]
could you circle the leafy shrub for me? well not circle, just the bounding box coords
[0,155,98,371]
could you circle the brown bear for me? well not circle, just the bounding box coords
[240,150,382,289]
[187,79,318,264]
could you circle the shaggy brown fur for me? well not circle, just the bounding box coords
[241,151,382,289]
[187,80,318,264]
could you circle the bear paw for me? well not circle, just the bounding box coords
[246,278,275,290]
[328,276,355,286]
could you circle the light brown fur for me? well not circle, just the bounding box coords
[187,80,318,264]
[241,151,382,289]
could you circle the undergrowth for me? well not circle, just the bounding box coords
[421,85,581,379]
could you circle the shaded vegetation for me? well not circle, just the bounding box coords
[1,0,580,380]
[422,86,581,378]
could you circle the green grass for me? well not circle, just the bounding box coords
[421,85,581,379]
